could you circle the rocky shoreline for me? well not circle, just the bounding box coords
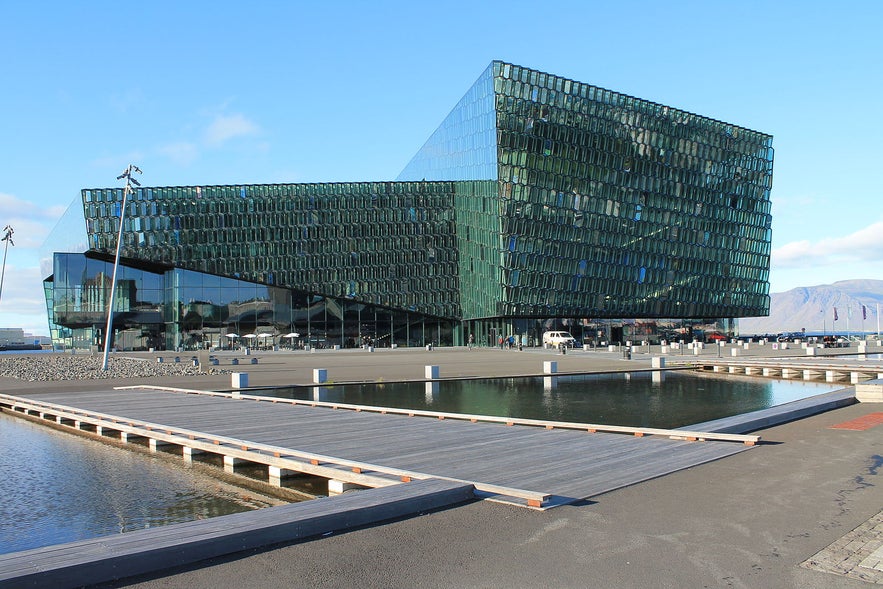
[0,354,228,382]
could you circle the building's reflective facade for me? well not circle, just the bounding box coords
[42,61,773,351]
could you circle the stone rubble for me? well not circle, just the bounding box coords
[0,354,229,381]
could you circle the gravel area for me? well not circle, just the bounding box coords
[0,355,228,381]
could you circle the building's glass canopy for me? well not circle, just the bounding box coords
[42,61,773,351]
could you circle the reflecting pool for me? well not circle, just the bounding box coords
[250,371,843,429]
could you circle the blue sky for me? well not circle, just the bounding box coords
[1,1,881,336]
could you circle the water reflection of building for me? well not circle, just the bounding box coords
[41,61,773,351]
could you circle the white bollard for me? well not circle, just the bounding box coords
[231,372,248,388]
[651,357,665,369]
[731,348,740,357]
[313,368,327,384]
[425,365,439,380]
[543,361,558,374]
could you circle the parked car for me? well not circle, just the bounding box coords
[542,331,577,348]
[822,336,848,348]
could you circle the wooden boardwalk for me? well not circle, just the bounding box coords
[2,386,766,508]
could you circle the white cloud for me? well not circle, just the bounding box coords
[0,193,68,248]
[0,265,49,335]
[772,220,883,269]
[0,192,67,221]
[156,141,199,166]
[90,151,147,170]
[204,113,260,147]
[150,112,263,166]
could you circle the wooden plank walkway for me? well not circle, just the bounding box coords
[2,386,765,508]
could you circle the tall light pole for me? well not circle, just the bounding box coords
[102,165,141,370]
[0,225,13,304]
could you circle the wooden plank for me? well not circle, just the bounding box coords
[0,479,474,589]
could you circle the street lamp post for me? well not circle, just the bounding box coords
[0,225,14,304]
[101,165,142,371]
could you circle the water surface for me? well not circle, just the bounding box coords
[0,412,281,555]
[251,371,842,429]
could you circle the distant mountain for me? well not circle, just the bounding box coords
[739,279,883,335]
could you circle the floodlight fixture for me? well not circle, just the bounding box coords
[0,225,14,305]
[101,164,142,371]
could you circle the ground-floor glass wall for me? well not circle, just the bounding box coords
[46,254,739,352]
[45,254,457,351]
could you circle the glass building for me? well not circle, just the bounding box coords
[42,61,774,351]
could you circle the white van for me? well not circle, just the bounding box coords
[542,331,577,348]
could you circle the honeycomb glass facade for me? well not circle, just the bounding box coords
[42,61,773,351]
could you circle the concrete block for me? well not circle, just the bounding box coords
[855,379,883,402]
[424,365,439,380]
[313,368,327,384]
[182,447,205,462]
[149,438,173,452]
[223,455,246,473]
[543,361,557,374]
[651,357,665,369]
[328,479,368,495]
[232,372,249,388]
